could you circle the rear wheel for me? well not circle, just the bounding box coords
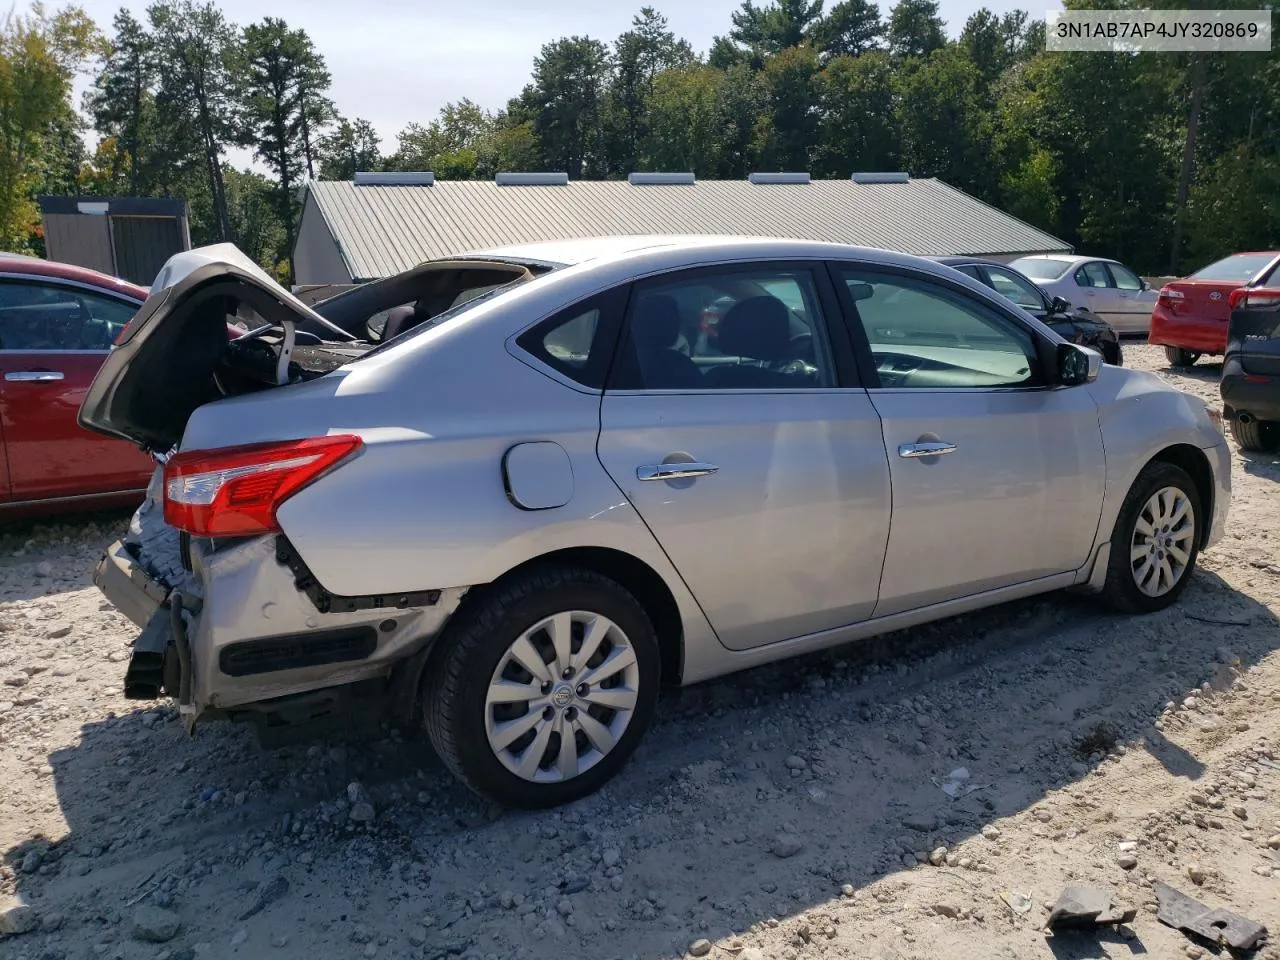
[1230,417,1280,452]
[1164,346,1201,367]
[1100,462,1201,614]
[423,566,660,809]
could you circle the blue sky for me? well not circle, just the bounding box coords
[56,0,1060,164]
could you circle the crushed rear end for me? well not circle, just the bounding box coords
[82,246,463,741]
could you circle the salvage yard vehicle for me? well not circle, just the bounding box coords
[0,255,153,516]
[1148,251,1280,367]
[83,236,1230,809]
[1220,286,1280,451]
[1010,254,1157,335]
[930,255,1122,365]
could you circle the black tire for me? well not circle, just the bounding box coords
[423,565,660,809]
[1105,342,1123,366]
[1229,417,1280,452]
[1099,461,1201,614]
[1164,346,1200,367]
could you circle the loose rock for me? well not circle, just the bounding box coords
[689,938,712,957]
[132,906,182,943]
[771,833,804,858]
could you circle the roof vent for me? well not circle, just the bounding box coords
[748,172,810,185]
[353,171,434,186]
[496,172,569,186]
[627,172,695,185]
[851,172,910,184]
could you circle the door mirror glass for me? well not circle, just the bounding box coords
[1051,295,1071,314]
[1058,342,1101,386]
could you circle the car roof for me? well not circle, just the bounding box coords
[460,234,759,268]
[0,254,149,300]
[455,235,978,283]
[930,255,1013,269]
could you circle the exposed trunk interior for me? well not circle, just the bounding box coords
[80,262,370,453]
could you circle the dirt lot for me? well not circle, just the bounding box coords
[2,343,1278,960]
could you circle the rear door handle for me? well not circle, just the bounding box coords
[5,371,65,382]
[637,461,719,481]
[898,441,957,458]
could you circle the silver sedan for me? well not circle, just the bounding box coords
[83,236,1230,808]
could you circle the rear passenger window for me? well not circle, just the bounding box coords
[608,267,837,391]
[515,287,630,389]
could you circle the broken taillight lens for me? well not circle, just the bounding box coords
[163,435,363,537]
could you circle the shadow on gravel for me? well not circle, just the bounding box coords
[5,568,1279,959]
[1160,360,1223,386]
[1239,449,1280,483]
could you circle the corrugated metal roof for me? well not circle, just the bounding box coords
[306,177,1072,282]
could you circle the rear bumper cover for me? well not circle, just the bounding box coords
[94,539,168,629]
[1148,307,1228,354]
[1221,373,1280,423]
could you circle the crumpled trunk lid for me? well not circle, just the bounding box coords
[78,244,361,453]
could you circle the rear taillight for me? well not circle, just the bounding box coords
[1158,287,1185,303]
[163,434,363,537]
[1230,287,1280,309]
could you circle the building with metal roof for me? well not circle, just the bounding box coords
[292,171,1072,286]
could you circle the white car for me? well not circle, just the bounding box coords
[1011,254,1158,335]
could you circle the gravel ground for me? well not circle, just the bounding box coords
[2,343,1279,960]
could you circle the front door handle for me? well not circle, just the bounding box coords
[5,370,65,382]
[637,461,719,481]
[898,441,957,458]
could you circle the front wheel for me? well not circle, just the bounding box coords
[1099,462,1201,614]
[423,566,660,809]
[1229,417,1280,452]
[1164,346,1201,367]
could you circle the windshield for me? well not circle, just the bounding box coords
[1010,257,1074,280]
[1190,252,1278,282]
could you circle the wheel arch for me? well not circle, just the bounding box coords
[485,547,686,687]
[1147,443,1214,548]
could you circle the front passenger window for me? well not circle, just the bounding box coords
[840,269,1040,389]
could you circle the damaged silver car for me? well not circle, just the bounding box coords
[83,236,1230,808]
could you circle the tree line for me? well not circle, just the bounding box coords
[2,0,1278,282]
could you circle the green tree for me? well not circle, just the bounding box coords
[886,0,945,57]
[474,116,542,177]
[222,165,286,268]
[811,0,884,57]
[0,4,101,250]
[894,46,988,194]
[316,116,380,180]
[148,0,238,241]
[813,50,896,175]
[727,0,825,56]
[644,64,724,174]
[387,99,495,176]
[1186,145,1280,266]
[84,9,155,194]
[757,44,820,169]
[713,62,771,177]
[523,36,611,177]
[603,8,694,174]
[238,18,329,277]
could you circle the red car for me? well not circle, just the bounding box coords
[1148,251,1280,366]
[0,255,154,517]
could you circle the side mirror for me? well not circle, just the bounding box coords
[846,282,875,302]
[1058,342,1102,386]
[1050,295,1071,314]
[1139,278,1149,291]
